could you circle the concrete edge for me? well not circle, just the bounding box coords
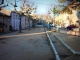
[53,33,80,55]
[46,31,61,60]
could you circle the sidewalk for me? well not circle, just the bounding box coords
[53,31,80,53]
[0,28,45,38]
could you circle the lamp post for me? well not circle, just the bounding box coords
[18,11,23,33]
[11,0,23,33]
[14,10,24,33]
[28,13,31,30]
[12,0,34,33]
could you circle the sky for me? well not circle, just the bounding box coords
[4,0,59,15]
[29,0,58,15]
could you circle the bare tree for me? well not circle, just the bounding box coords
[0,0,8,10]
[20,0,36,30]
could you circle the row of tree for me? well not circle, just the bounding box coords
[53,0,80,15]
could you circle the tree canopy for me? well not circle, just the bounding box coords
[53,6,61,14]
[58,0,80,14]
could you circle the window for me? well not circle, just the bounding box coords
[6,25,7,27]
[7,19,10,22]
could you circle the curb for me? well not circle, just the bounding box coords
[46,31,61,60]
[53,33,80,55]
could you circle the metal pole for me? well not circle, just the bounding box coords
[19,16,22,33]
[28,14,30,30]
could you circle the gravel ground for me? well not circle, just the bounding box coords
[53,32,80,60]
[0,28,55,60]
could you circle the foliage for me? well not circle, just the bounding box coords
[20,0,36,15]
[61,6,72,14]
[53,6,61,14]
[58,0,67,3]
[58,0,80,14]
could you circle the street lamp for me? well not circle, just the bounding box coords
[11,0,17,11]
[18,11,24,33]
[12,0,35,33]
[11,0,23,33]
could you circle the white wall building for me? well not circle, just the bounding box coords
[21,15,25,29]
[11,12,31,30]
[0,8,33,31]
[11,11,20,30]
[21,15,28,29]
[30,19,32,27]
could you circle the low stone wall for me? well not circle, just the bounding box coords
[60,30,80,36]
[67,31,80,36]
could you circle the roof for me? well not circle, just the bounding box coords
[0,12,11,17]
[0,8,11,16]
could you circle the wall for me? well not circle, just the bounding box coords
[0,16,11,33]
[11,12,19,30]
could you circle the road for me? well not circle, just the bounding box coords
[0,28,55,60]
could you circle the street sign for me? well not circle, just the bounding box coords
[0,0,4,5]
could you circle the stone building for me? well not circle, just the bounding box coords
[0,12,11,33]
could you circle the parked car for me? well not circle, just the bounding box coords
[49,23,54,30]
[66,24,77,30]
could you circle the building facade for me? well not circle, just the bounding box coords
[0,8,33,33]
[0,13,11,33]
[11,11,20,30]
